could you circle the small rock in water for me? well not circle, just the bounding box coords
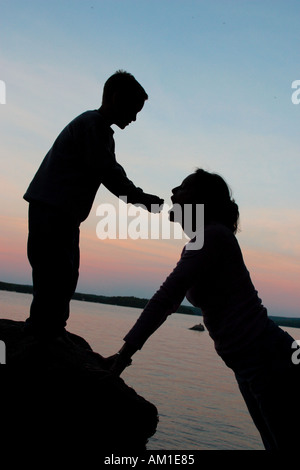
[189,323,205,331]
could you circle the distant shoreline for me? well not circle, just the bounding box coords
[1,280,299,328]
[0,280,201,316]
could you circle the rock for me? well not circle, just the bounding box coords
[189,323,205,331]
[0,319,158,454]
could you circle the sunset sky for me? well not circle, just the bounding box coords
[1,1,299,317]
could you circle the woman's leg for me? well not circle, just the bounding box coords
[236,374,277,450]
[236,361,300,450]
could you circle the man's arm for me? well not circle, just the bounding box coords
[78,113,164,212]
[101,160,164,212]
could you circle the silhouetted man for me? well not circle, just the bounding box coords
[23,70,163,339]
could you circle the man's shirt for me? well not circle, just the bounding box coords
[24,110,146,222]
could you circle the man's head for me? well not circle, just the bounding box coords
[101,70,148,129]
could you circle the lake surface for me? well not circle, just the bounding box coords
[1,290,299,450]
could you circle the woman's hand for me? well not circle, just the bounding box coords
[103,343,137,376]
[105,353,132,376]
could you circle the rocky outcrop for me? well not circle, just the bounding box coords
[0,319,158,453]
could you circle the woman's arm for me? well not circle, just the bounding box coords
[110,239,214,374]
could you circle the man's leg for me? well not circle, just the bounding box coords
[26,202,80,337]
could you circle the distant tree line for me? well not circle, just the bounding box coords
[1,280,299,327]
[0,281,201,316]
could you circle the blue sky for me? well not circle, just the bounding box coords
[0,1,299,316]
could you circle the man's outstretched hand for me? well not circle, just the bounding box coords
[136,193,164,213]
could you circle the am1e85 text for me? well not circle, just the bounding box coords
[147,454,195,465]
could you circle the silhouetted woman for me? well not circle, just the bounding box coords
[110,168,300,450]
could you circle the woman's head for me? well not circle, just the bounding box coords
[171,169,240,234]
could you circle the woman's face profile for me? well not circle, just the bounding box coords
[169,174,200,230]
[170,174,198,207]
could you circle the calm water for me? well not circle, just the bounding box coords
[2,290,299,450]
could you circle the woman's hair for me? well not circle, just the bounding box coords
[193,168,240,233]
